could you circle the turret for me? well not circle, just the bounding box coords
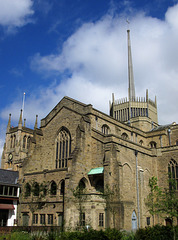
[18,109,23,129]
[34,115,38,129]
[6,113,11,133]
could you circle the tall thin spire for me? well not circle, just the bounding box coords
[127,29,135,101]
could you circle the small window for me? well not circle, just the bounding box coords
[149,141,157,149]
[102,125,109,135]
[139,140,143,146]
[176,140,178,146]
[9,186,13,196]
[121,133,128,140]
[50,181,57,195]
[27,137,30,149]
[99,213,104,227]
[23,136,27,148]
[13,135,16,148]
[80,213,85,226]
[40,214,45,225]
[48,214,53,225]
[33,182,40,196]
[33,214,38,224]
[60,180,65,195]
[146,217,150,226]
[0,185,3,195]
[4,186,8,195]
[14,187,18,196]
[25,183,31,197]
[10,136,13,148]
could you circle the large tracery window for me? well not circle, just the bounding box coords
[56,128,71,169]
[168,159,178,190]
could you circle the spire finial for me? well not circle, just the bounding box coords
[127,27,136,101]
[34,115,38,129]
[18,109,23,129]
[6,113,11,133]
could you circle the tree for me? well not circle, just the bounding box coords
[72,183,87,228]
[145,176,162,225]
[161,177,178,224]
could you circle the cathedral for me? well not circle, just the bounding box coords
[1,30,178,230]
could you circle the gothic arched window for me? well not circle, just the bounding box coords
[149,141,157,149]
[27,137,30,149]
[168,159,178,190]
[10,135,13,148]
[102,125,109,135]
[50,181,57,195]
[25,183,31,197]
[60,180,65,195]
[13,135,16,148]
[33,182,40,196]
[121,132,128,140]
[23,136,27,148]
[56,128,71,169]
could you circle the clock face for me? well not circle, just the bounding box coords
[8,153,13,161]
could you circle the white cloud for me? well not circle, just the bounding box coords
[0,0,34,32]
[2,3,178,130]
[30,5,178,126]
[1,3,178,163]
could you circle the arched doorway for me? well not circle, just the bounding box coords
[131,211,137,230]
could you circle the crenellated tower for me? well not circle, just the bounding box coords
[110,29,158,131]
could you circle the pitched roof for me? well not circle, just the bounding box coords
[88,167,104,175]
[0,169,19,185]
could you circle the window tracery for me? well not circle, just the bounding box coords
[102,124,109,134]
[56,128,71,169]
[168,159,178,190]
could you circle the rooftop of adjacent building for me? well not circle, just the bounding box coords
[0,169,19,185]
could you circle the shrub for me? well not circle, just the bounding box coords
[135,225,175,240]
[105,228,123,240]
[10,232,31,240]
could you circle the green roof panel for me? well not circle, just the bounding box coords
[88,167,104,175]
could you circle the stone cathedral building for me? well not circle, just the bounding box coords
[1,30,178,230]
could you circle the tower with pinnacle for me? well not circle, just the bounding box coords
[1,110,39,175]
[110,29,158,131]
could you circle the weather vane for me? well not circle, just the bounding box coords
[126,19,130,30]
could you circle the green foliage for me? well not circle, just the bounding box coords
[145,177,162,225]
[60,229,120,240]
[160,177,178,222]
[134,225,177,240]
[105,228,123,240]
[2,232,31,240]
[121,231,135,240]
[1,227,178,240]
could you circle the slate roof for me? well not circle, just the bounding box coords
[149,124,172,132]
[0,169,19,185]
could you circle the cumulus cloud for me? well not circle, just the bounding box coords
[2,3,178,129]
[0,0,34,32]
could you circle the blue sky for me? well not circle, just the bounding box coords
[0,0,178,159]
